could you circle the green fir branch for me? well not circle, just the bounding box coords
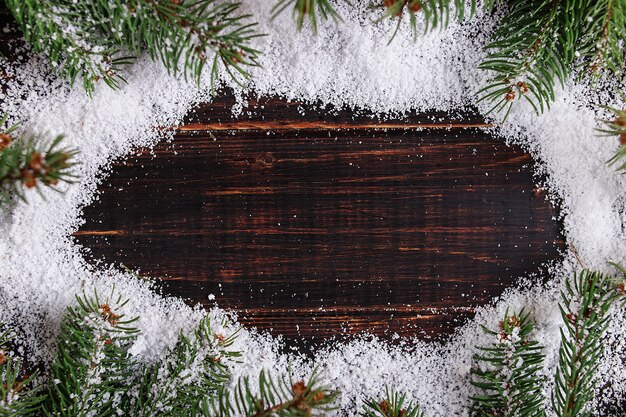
[470,308,546,417]
[375,0,494,38]
[600,107,626,171]
[551,270,620,417]
[0,325,43,417]
[2,276,623,417]
[42,290,139,417]
[477,0,574,118]
[5,0,127,92]
[576,1,626,80]
[478,1,626,118]
[361,388,424,417]
[272,0,342,32]
[205,369,337,417]
[5,1,262,93]
[0,114,78,207]
[272,0,625,118]
[126,317,240,416]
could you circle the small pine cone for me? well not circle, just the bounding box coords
[100,303,112,315]
[29,153,44,172]
[384,0,404,16]
[21,169,36,188]
[313,391,325,401]
[99,303,120,325]
[517,81,529,94]
[0,133,12,151]
[108,313,120,326]
[409,1,422,12]
[292,381,307,396]
[620,133,626,145]
[507,315,521,328]
[505,90,516,101]
[616,116,626,127]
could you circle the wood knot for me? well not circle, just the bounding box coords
[257,152,275,167]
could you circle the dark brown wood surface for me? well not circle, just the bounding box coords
[75,93,564,347]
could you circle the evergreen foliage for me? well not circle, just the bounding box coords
[1,2,625,416]
[5,0,624,118]
[126,317,240,416]
[42,291,139,417]
[361,388,424,417]
[0,291,337,417]
[0,272,623,416]
[377,0,495,38]
[205,369,337,417]
[602,107,626,171]
[469,270,625,417]
[274,0,626,118]
[576,2,626,82]
[477,1,624,118]
[470,309,546,417]
[5,0,262,93]
[272,0,341,32]
[0,326,43,417]
[0,114,78,207]
[476,0,571,118]
[552,270,619,417]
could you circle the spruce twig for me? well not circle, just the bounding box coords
[470,308,546,417]
[205,368,337,417]
[361,388,424,417]
[478,0,626,118]
[0,291,340,417]
[552,270,619,417]
[272,0,342,32]
[126,317,240,416]
[0,325,43,417]
[0,114,78,207]
[43,290,139,417]
[5,1,262,94]
[601,107,626,171]
[576,1,626,80]
[374,0,492,38]
[476,0,572,119]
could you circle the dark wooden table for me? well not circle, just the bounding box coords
[75,92,564,348]
[0,7,563,348]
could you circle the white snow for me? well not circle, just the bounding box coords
[0,2,625,416]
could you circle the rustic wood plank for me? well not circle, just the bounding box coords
[183,93,492,130]
[75,93,564,348]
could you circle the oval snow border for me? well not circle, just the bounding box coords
[1,2,626,415]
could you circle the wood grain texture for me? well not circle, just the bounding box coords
[75,93,564,347]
